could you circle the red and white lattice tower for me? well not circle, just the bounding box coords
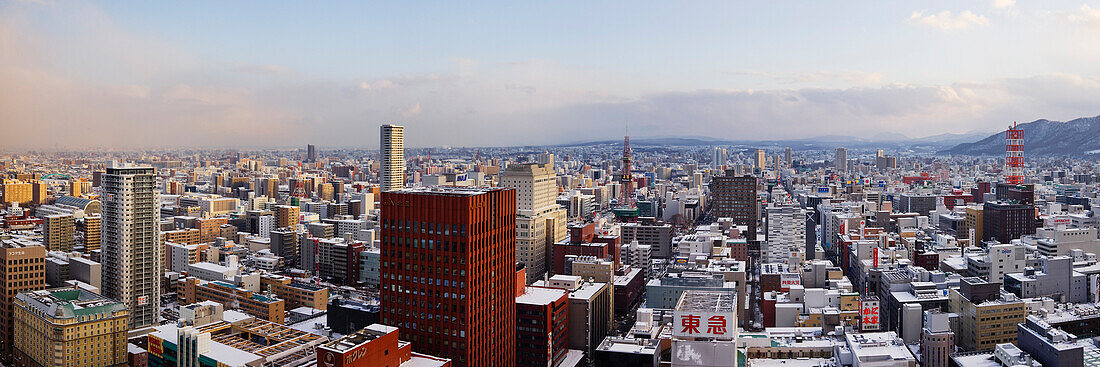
[1005,121,1024,184]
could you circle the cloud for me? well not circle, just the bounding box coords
[907,10,990,31]
[732,70,885,86]
[233,64,290,75]
[4,1,1100,150]
[401,103,422,118]
[359,79,395,91]
[1065,4,1100,28]
[990,0,1015,10]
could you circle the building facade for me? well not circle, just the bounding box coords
[101,166,161,330]
[380,124,405,192]
[13,287,128,367]
[380,187,516,367]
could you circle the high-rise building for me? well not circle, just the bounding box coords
[80,214,102,251]
[13,287,129,367]
[275,204,299,229]
[501,163,567,283]
[0,238,46,364]
[709,170,759,237]
[380,124,405,192]
[307,144,317,163]
[835,147,848,173]
[983,201,1035,243]
[712,147,727,168]
[1,179,33,206]
[784,147,793,168]
[43,214,75,252]
[101,166,161,330]
[380,187,516,367]
[754,148,766,171]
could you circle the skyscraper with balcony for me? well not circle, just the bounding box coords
[101,166,161,329]
[380,187,516,367]
[380,124,405,192]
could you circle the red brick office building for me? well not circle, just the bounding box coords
[380,187,516,367]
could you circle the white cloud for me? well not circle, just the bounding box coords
[1065,4,1100,28]
[908,10,990,31]
[401,103,422,118]
[359,79,394,91]
[732,70,885,86]
[990,0,1015,10]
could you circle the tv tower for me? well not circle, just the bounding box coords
[1005,121,1023,184]
[620,125,634,206]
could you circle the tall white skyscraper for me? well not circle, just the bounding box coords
[755,148,766,170]
[380,124,405,192]
[784,147,793,168]
[101,165,161,329]
[500,162,567,282]
[835,147,848,173]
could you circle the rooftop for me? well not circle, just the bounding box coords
[17,287,126,320]
[676,290,736,313]
[392,186,505,196]
[516,286,567,306]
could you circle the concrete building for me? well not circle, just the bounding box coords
[835,147,847,173]
[966,242,1027,284]
[1015,315,1083,367]
[316,324,451,367]
[765,205,807,265]
[147,306,326,367]
[101,166,161,329]
[1034,226,1100,257]
[835,332,916,367]
[13,287,128,367]
[43,214,74,252]
[275,205,300,229]
[670,290,738,367]
[1004,256,1087,303]
[501,162,567,283]
[919,310,955,367]
[177,277,285,323]
[948,278,1026,352]
[620,219,674,258]
[710,170,759,237]
[380,124,405,192]
[515,285,569,367]
[533,275,612,365]
[983,201,1035,243]
[0,238,46,364]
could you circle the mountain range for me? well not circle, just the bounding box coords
[940,115,1100,156]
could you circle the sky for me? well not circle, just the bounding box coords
[3,0,1100,149]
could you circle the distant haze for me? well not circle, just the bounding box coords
[3,1,1100,149]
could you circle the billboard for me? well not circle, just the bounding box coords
[780,274,801,291]
[860,299,880,331]
[673,310,736,339]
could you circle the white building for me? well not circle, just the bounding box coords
[380,124,405,192]
[102,165,162,329]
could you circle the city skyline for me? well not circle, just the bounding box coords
[4,1,1100,149]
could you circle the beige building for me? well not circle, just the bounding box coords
[0,238,47,364]
[43,214,75,252]
[13,287,128,367]
[2,179,33,206]
[380,124,405,192]
[949,278,1026,352]
[501,162,567,283]
[570,256,614,284]
[275,205,300,229]
[965,205,983,247]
